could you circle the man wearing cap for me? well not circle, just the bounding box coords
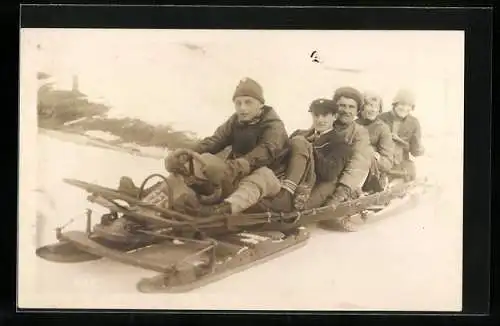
[316,86,373,209]
[356,91,395,192]
[256,98,354,212]
[378,88,425,181]
[164,77,289,216]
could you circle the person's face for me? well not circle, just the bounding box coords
[393,102,413,118]
[233,96,263,122]
[336,96,358,124]
[312,112,336,133]
[361,103,380,121]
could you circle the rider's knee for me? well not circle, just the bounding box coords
[242,167,281,197]
[290,135,312,155]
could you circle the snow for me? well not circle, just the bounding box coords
[18,132,462,311]
[19,29,464,311]
[84,130,121,142]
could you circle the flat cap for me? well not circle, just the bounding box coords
[308,98,337,115]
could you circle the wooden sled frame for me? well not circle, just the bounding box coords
[36,172,430,293]
[62,173,429,234]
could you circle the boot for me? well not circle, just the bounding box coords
[268,188,294,213]
[118,176,140,198]
[197,201,232,217]
[171,192,202,215]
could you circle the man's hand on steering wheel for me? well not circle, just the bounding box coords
[164,148,195,176]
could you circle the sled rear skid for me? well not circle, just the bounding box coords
[64,177,427,234]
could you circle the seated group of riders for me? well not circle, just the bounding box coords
[120,77,425,219]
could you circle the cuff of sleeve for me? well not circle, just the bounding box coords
[234,157,251,175]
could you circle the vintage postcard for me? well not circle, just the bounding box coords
[18,28,464,311]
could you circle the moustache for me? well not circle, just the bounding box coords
[339,111,355,116]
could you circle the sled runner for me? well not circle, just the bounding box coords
[36,172,430,293]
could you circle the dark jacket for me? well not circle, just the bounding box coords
[356,118,394,173]
[192,106,289,172]
[290,128,354,182]
[378,111,425,165]
[331,120,373,191]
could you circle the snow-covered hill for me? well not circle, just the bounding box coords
[19,29,464,311]
[17,131,462,311]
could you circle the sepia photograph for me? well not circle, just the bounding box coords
[19,27,464,311]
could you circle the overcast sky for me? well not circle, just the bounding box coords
[22,29,464,137]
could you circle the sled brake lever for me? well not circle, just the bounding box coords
[55,217,76,240]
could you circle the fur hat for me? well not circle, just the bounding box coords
[232,77,265,103]
[332,86,364,111]
[308,98,337,115]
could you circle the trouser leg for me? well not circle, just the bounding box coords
[304,181,338,209]
[363,157,387,192]
[280,136,313,194]
[225,167,282,213]
[399,160,416,181]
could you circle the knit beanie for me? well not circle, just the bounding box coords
[392,88,416,106]
[363,91,384,113]
[332,86,364,111]
[232,77,265,104]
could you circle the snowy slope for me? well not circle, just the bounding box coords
[20,29,464,310]
[18,132,462,311]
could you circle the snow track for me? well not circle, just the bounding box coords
[18,133,462,311]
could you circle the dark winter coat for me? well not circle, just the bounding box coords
[290,128,354,182]
[378,111,425,165]
[330,120,373,191]
[192,106,289,173]
[355,117,394,173]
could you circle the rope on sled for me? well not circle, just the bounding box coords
[190,178,424,228]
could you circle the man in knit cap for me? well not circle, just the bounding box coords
[164,77,290,216]
[378,88,425,181]
[356,91,395,192]
[314,86,373,209]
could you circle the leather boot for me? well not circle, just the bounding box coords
[268,188,294,213]
[171,191,202,215]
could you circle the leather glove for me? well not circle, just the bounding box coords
[333,183,351,201]
[324,184,351,210]
[164,149,192,175]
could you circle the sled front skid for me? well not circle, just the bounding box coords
[55,228,310,293]
[136,227,311,293]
